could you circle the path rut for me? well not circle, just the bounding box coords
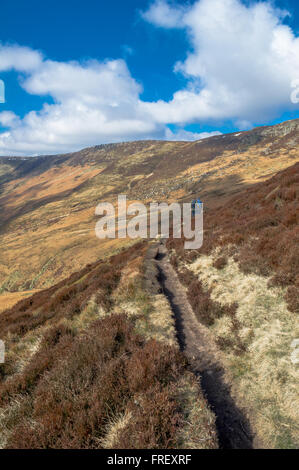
[153,242,254,449]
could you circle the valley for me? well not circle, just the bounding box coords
[0,119,298,299]
[0,119,298,448]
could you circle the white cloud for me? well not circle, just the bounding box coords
[1,0,299,155]
[165,127,221,141]
[141,0,186,28]
[0,111,20,127]
[0,53,164,155]
[0,44,43,72]
[142,0,299,126]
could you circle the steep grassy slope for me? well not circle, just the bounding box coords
[0,241,217,449]
[0,121,298,449]
[0,119,298,301]
[167,162,299,448]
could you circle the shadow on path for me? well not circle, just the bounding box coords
[154,247,254,449]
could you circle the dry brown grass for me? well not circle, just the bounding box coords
[99,409,133,449]
[0,241,217,449]
[168,162,299,314]
[175,373,218,449]
[2,316,186,449]
[1,121,298,295]
[2,165,103,206]
[167,162,299,448]
[0,291,40,313]
[189,252,299,448]
[1,122,295,447]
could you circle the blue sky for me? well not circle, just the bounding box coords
[0,0,299,155]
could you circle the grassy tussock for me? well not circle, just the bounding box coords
[142,295,177,347]
[99,409,133,448]
[112,253,177,347]
[176,373,218,449]
[190,253,299,448]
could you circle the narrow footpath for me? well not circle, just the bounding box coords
[153,242,254,449]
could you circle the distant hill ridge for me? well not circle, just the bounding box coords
[0,118,298,294]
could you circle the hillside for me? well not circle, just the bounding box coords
[0,161,298,448]
[0,121,298,449]
[0,242,218,449]
[0,119,298,307]
[167,161,299,448]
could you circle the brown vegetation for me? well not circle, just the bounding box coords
[167,161,299,313]
[0,120,298,296]
[4,315,185,449]
[166,161,299,448]
[213,256,228,270]
[0,243,147,338]
[0,241,217,449]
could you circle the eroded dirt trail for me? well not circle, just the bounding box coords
[153,242,254,449]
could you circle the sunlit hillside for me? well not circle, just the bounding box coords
[0,119,298,308]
